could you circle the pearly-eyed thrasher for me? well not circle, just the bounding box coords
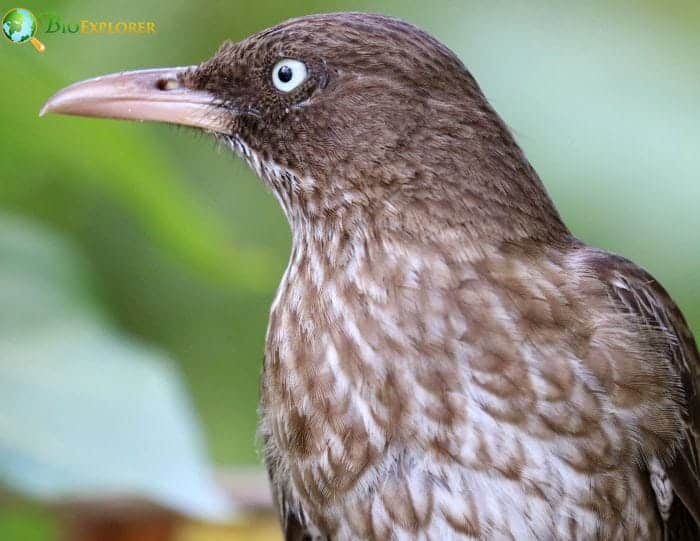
[41,12,699,540]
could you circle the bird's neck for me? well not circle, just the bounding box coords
[265,213,526,378]
[231,87,570,246]
[235,154,568,255]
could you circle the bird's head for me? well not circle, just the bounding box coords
[42,12,567,243]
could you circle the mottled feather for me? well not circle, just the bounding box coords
[584,248,700,539]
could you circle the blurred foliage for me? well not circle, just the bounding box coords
[0,215,232,521]
[175,519,282,541]
[1,0,699,539]
[0,504,56,541]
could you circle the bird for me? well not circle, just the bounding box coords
[40,11,700,541]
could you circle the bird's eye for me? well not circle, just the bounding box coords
[271,59,308,92]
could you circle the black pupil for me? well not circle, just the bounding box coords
[278,65,293,83]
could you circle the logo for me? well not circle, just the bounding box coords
[44,15,157,35]
[2,7,45,52]
[2,8,157,53]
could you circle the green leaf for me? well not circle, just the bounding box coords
[0,215,234,521]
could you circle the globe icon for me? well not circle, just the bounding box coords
[2,8,45,52]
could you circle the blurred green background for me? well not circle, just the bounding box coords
[1,0,699,539]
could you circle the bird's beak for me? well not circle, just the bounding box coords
[40,67,230,134]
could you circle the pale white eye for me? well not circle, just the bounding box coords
[271,59,308,92]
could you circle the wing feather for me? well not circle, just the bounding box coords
[584,249,700,539]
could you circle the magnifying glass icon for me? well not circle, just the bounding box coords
[2,8,46,53]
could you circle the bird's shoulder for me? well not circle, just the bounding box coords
[572,244,700,539]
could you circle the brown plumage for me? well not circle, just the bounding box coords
[41,12,700,540]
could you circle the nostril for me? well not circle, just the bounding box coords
[156,77,180,91]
